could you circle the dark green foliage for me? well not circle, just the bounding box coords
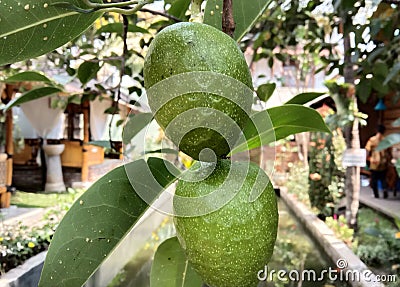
[308,132,345,215]
[356,208,400,273]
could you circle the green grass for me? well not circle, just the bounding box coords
[10,189,83,208]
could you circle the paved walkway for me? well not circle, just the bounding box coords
[359,186,400,219]
[0,206,44,226]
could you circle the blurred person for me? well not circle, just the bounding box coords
[387,147,399,197]
[365,125,390,198]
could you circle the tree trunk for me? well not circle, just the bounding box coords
[343,31,360,229]
[345,116,361,228]
[295,132,309,167]
[81,100,90,183]
[222,0,235,37]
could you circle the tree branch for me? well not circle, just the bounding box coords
[222,0,235,38]
[381,0,400,4]
[140,7,182,22]
[108,15,129,146]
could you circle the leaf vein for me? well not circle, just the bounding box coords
[0,11,79,38]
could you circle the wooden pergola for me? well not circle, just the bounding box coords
[0,84,95,201]
[62,100,96,183]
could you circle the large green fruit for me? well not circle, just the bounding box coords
[173,159,278,287]
[144,22,253,161]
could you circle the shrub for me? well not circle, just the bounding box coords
[325,215,355,246]
[0,190,81,273]
[308,130,345,215]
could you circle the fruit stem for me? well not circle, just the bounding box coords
[190,0,204,23]
[103,0,153,15]
[75,0,154,15]
[82,0,140,8]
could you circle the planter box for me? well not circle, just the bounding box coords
[0,251,46,287]
[280,187,384,287]
[0,199,168,287]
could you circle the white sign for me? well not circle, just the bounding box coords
[342,148,367,167]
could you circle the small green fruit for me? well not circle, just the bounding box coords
[173,160,278,287]
[144,22,253,161]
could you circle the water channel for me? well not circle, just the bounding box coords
[108,200,349,287]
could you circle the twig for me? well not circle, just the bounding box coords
[81,49,143,63]
[140,7,182,22]
[83,0,140,9]
[222,0,235,37]
[108,15,129,147]
[85,56,123,62]
[101,0,153,15]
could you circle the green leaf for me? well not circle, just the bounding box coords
[371,76,389,95]
[367,47,385,64]
[39,158,179,287]
[268,57,273,68]
[0,0,103,65]
[104,106,119,114]
[1,71,52,83]
[334,0,359,11]
[356,79,372,104]
[231,105,330,154]
[2,86,62,111]
[96,23,149,35]
[383,62,400,86]
[285,92,326,105]
[50,2,95,13]
[375,61,389,78]
[275,53,286,62]
[167,0,191,20]
[77,61,101,86]
[394,215,400,229]
[204,0,272,42]
[146,157,180,187]
[364,227,382,237]
[122,113,154,145]
[150,237,203,287]
[270,105,330,139]
[88,141,111,149]
[376,133,400,151]
[144,148,179,155]
[256,83,276,102]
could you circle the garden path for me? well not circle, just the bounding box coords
[359,186,400,219]
[0,207,44,226]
